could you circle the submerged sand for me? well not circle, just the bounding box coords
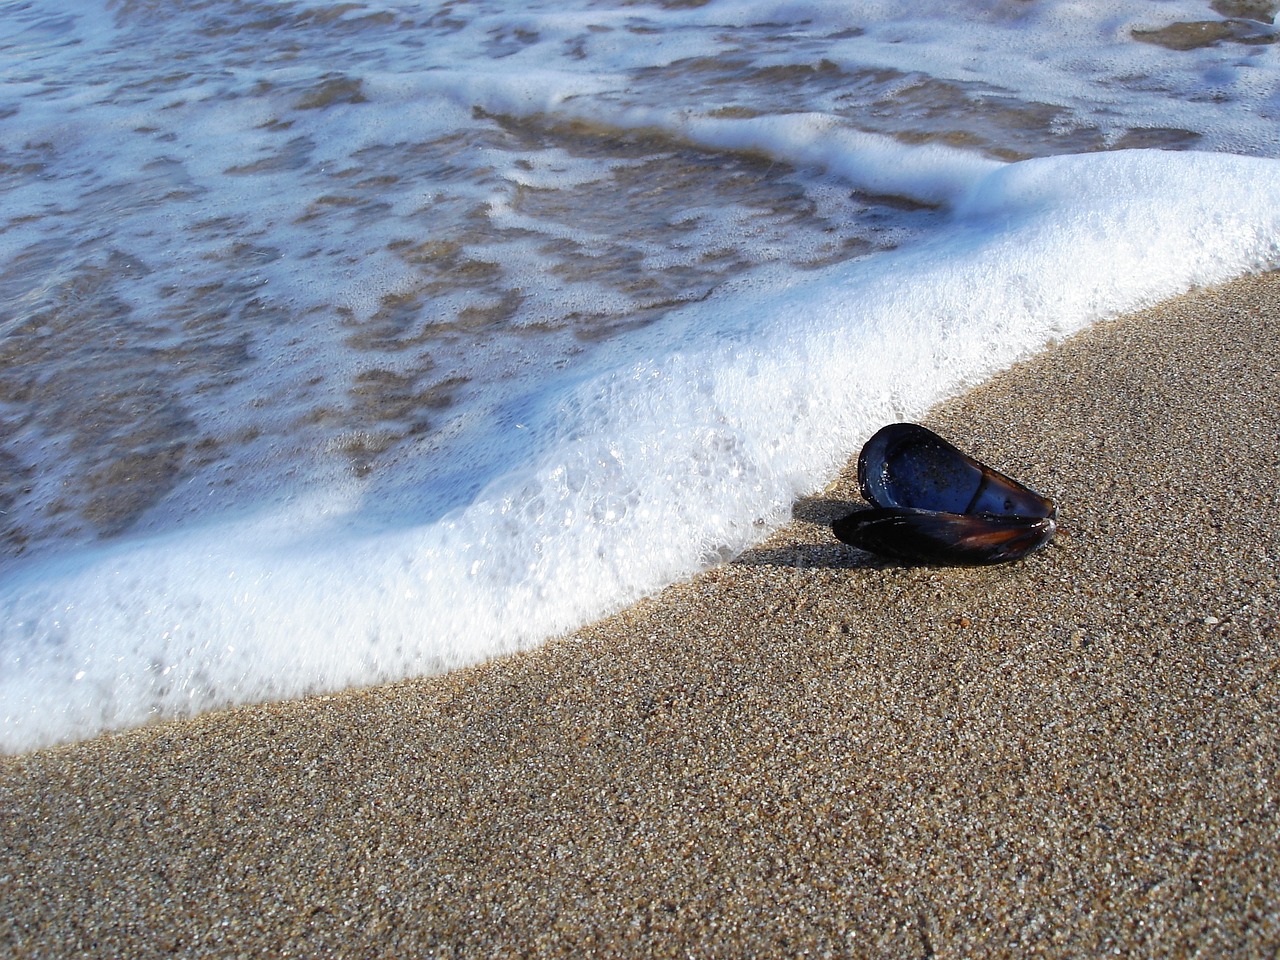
[2,273,1279,958]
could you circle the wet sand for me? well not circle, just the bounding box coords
[3,273,1279,958]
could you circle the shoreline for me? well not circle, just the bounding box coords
[3,273,1279,957]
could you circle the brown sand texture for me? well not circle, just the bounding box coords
[2,273,1279,958]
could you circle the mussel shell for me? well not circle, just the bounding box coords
[858,423,1056,520]
[832,507,1057,566]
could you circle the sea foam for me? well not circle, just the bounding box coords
[4,142,1279,751]
[4,0,1280,750]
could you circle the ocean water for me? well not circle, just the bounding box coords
[2,0,1279,751]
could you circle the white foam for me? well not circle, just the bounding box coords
[4,145,1280,750]
[4,0,1280,749]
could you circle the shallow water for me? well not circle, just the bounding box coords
[2,0,1279,750]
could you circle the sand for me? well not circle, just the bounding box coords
[2,273,1279,958]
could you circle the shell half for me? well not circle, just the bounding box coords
[832,507,1057,566]
[858,422,1056,520]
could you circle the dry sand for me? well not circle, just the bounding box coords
[3,273,1279,958]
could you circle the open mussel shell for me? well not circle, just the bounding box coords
[832,507,1057,566]
[834,423,1058,565]
[858,422,1056,521]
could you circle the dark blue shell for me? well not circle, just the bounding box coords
[833,423,1058,565]
[857,423,1056,520]
[832,507,1056,566]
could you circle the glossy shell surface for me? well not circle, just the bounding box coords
[832,507,1057,566]
[833,423,1058,565]
[858,423,1056,520]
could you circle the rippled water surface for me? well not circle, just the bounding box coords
[4,0,1277,561]
[2,0,1279,748]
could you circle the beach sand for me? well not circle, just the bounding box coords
[3,273,1279,958]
